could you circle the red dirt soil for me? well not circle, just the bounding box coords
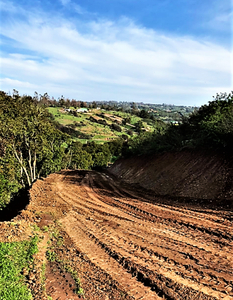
[0,158,231,299]
[109,150,233,209]
[1,150,233,299]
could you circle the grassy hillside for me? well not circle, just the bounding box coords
[48,107,156,143]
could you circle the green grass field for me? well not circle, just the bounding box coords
[48,107,154,143]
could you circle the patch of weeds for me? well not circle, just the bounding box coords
[45,225,84,297]
[46,250,57,262]
[42,226,49,232]
[50,228,59,239]
[31,224,40,231]
[41,263,46,292]
[56,236,63,247]
[0,235,39,300]
[58,261,84,296]
[77,287,85,296]
[9,221,17,226]
[53,219,61,226]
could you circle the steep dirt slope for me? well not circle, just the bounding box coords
[1,170,232,299]
[108,150,233,208]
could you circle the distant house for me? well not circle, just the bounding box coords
[76,108,88,113]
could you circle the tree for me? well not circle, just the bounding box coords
[64,98,71,108]
[0,92,69,188]
[135,120,143,133]
[80,101,87,108]
[122,116,131,125]
[39,93,50,107]
[111,123,122,132]
[139,109,149,119]
[108,139,123,156]
[91,101,97,109]
[67,142,93,170]
[182,91,233,148]
[84,141,111,167]
[58,96,65,107]
[71,99,78,108]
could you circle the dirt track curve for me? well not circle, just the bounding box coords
[19,170,233,299]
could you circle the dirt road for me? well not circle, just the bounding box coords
[19,170,233,299]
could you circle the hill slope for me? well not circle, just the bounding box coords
[108,150,233,209]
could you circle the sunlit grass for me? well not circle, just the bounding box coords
[0,236,39,300]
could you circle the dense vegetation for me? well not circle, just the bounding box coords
[1,90,232,210]
[123,92,233,156]
[0,91,68,208]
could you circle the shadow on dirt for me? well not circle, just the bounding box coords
[0,188,30,221]
[62,169,233,212]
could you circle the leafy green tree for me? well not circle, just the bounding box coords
[108,139,123,157]
[0,91,69,188]
[181,91,233,148]
[84,141,111,167]
[58,96,65,107]
[67,142,93,170]
[135,120,143,133]
[122,116,131,125]
[139,109,149,119]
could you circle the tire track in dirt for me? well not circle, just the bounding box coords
[91,174,233,242]
[86,174,233,257]
[61,213,163,300]
[27,170,233,299]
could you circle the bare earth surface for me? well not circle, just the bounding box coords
[1,169,233,299]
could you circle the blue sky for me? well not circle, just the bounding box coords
[0,0,232,105]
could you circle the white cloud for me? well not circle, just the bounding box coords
[199,0,232,34]
[0,3,232,106]
[59,0,70,6]
[0,0,16,12]
[73,4,88,15]
[206,11,233,32]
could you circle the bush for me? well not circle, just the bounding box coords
[111,123,122,132]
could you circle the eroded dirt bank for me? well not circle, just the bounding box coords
[1,169,232,299]
[108,150,233,209]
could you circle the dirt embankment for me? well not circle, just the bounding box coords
[1,150,233,299]
[108,150,233,208]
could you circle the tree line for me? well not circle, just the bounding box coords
[122,92,233,156]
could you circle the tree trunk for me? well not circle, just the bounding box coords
[28,149,33,183]
[13,147,31,186]
[33,152,37,181]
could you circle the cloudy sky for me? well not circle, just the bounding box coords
[0,0,232,105]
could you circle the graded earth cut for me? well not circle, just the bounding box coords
[8,169,232,299]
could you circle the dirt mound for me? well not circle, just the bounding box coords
[108,150,233,209]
